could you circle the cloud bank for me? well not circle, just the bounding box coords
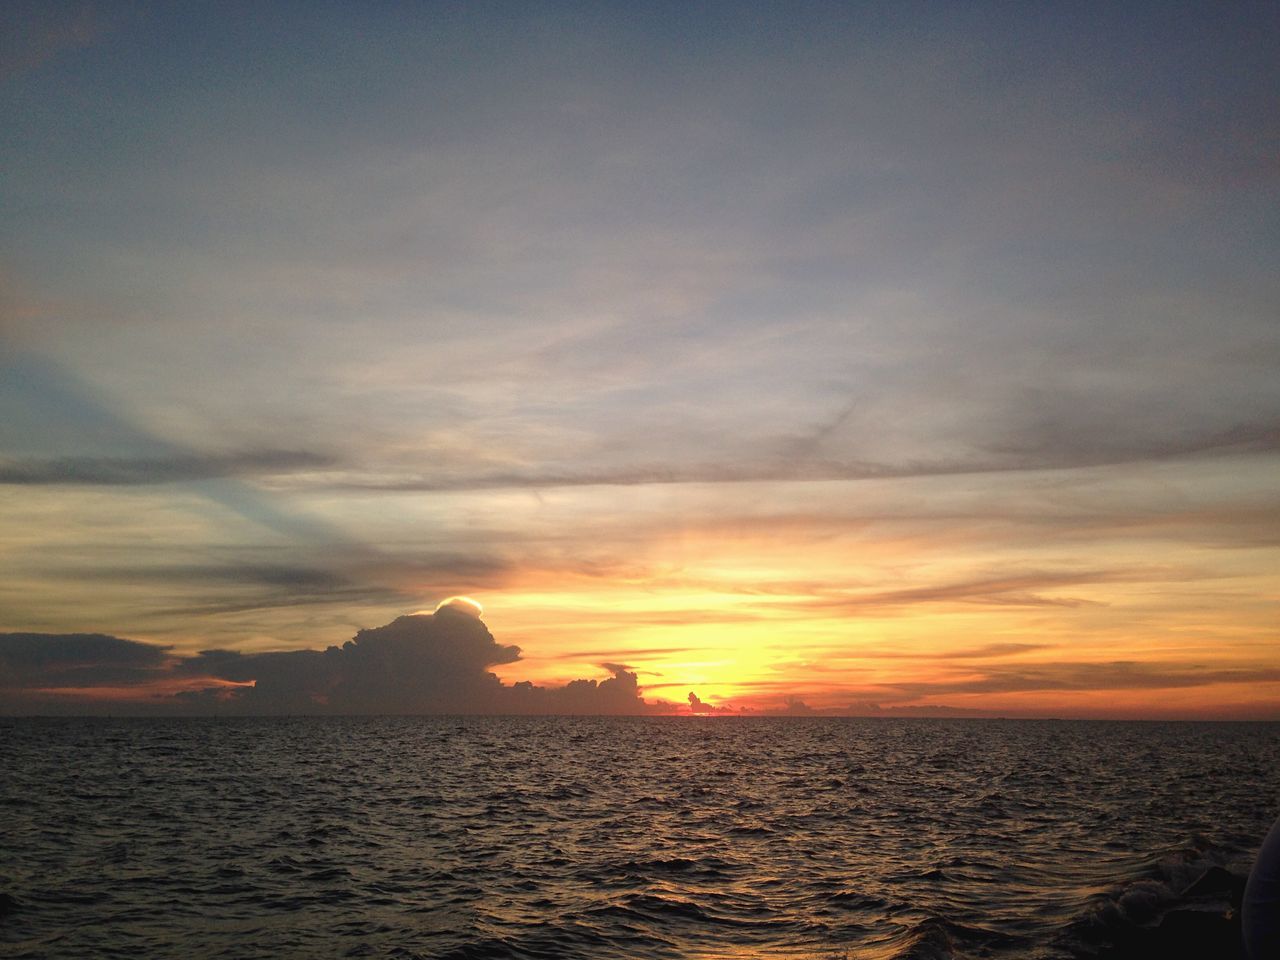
[0,610,663,716]
[7,609,1275,718]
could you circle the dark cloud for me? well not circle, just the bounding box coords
[0,633,173,688]
[686,691,734,715]
[188,613,521,713]
[0,450,336,485]
[506,664,657,716]
[0,614,663,716]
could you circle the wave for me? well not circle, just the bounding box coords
[1057,835,1249,959]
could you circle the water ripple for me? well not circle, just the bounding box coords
[1,716,1276,959]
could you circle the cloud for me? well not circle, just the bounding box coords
[789,571,1117,613]
[5,619,1278,718]
[0,348,367,548]
[878,661,1280,698]
[778,695,815,716]
[979,417,1280,473]
[0,450,336,485]
[289,420,1280,495]
[44,551,516,623]
[554,646,696,660]
[877,643,1052,660]
[0,613,667,716]
[843,702,986,718]
[749,694,995,718]
[0,633,173,688]
[506,663,657,716]
[188,613,521,714]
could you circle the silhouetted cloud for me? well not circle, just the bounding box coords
[684,691,735,715]
[779,695,815,716]
[184,612,521,713]
[0,633,173,688]
[0,613,665,715]
[506,663,657,716]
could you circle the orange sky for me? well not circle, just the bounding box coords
[2,4,1278,718]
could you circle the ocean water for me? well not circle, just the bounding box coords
[1,717,1277,959]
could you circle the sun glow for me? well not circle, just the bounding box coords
[433,596,484,619]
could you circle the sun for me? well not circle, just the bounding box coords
[433,596,484,619]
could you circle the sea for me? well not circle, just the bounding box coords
[2,717,1277,959]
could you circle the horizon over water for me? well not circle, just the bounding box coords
[3,716,1277,959]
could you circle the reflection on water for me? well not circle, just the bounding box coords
[1,716,1276,958]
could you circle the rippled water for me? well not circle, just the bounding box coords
[2,717,1277,959]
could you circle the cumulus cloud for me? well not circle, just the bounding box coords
[506,663,657,716]
[877,643,1051,660]
[779,694,815,716]
[0,613,665,716]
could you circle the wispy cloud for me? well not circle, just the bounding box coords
[876,643,1051,660]
[880,662,1280,697]
[279,420,1280,494]
[548,646,698,660]
[783,571,1119,613]
[0,450,335,485]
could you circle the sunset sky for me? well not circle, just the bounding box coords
[2,2,1278,717]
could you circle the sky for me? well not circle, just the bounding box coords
[1,1,1278,718]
